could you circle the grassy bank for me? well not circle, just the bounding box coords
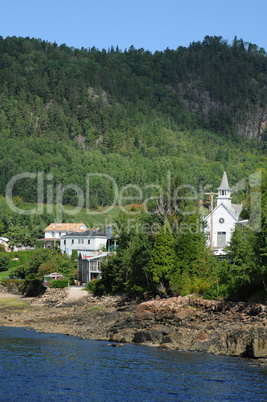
[10,202,124,228]
[0,250,38,283]
[0,296,31,315]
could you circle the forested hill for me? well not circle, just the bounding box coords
[0,35,266,206]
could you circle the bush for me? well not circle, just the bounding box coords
[0,254,9,272]
[71,250,78,262]
[85,279,99,294]
[69,269,79,284]
[85,279,106,296]
[23,278,45,297]
[1,278,25,293]
[49,279,69,288]
[8,250,38,269]
[203,283,229,300]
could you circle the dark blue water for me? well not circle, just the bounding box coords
[0,327,266,401]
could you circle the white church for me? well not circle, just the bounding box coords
[204,171,242,250]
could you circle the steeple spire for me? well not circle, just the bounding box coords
[217,171,232,207]
[218,171,231,190]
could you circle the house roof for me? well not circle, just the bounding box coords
[61,229,107,238]
[44,272,64,278]
[44,222,88,232]
[79,252,110,260]
[218,171,231,190]
[38,238,61,241]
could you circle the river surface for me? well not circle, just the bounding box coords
[0,326,266,401]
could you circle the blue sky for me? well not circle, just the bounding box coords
[1,0,266,52]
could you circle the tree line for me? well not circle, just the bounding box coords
[91,170,267,301]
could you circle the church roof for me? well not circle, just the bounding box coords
[204,202,239,222]
[218,171,231,190]
[231,203,242,216]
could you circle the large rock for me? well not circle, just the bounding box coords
[133,297,267,358]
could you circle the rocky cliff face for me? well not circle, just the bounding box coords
[174,81,267,140]
[236,107,266,139]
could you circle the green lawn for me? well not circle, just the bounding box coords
[0,268,13,281]
[0,250,37,283]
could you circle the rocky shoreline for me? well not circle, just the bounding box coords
[0,287,266,363]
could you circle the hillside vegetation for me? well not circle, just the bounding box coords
[0,35,266,300]
[0,35,266,211]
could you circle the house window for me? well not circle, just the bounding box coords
[88,240,90,245]
[64,240,66,245]
[78,239,84,244]
[72,239,74,244]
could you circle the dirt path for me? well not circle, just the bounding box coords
[64,286,89,302]
[0,292,22,299]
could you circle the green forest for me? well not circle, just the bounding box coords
[0,35,266,300]
[0,35,266,210]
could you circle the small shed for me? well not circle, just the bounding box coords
[43,272,64,288]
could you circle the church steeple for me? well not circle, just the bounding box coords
[217,171,232,208]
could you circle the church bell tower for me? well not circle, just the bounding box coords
[216,171,232,208]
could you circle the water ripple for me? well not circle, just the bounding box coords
[0,326,266,401]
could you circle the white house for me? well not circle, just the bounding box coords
[76,226,115,283]
[60,229,107,257]
[204,171,242,250]
[40,222,88,248]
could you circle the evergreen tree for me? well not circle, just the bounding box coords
[148,224,176,291]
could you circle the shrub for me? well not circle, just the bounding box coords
[71,250,78,262]
[130,285,146,298]
[8,250,38,269]
[85,279,106,296]
[1,279,25,293]
[0,254,10,272]
[69,269,79,283]
[49,279,69,288]
[85,279,99,294]
[203,283,229,300]
[23,279,45,297]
